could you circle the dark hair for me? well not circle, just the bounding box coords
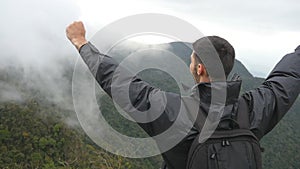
[192,36,235,78]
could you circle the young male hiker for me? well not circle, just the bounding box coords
[66,21,300,169]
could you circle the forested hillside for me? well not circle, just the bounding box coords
[0,41,299,168]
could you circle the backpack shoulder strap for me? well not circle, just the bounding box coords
[230,74,250,130]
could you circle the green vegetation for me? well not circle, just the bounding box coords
[0,100,161,169]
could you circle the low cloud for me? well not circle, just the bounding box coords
[0,0,81,126]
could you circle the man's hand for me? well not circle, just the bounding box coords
[66,21,88,50]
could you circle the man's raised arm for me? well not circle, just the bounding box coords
[66,21,188,137]
[242,46,300,139]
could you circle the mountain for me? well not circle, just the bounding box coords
[0,41,299,168]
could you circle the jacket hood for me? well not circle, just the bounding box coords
[191,80,242,105]
[191,80,242,130]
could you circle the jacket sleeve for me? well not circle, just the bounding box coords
[242,46,300,139]
[79,42,192,137]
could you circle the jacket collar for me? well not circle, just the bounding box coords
[191,80,242,106]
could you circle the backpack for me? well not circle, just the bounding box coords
[186,81,263,169]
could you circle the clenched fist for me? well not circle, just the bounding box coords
[66,21,88,50]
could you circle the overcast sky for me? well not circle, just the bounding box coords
[1,0,299,77]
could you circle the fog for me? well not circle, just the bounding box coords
[0,0,81,111]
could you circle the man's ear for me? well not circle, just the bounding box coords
[197,63,206,76]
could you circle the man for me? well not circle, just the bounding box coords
[66,21,300,169]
